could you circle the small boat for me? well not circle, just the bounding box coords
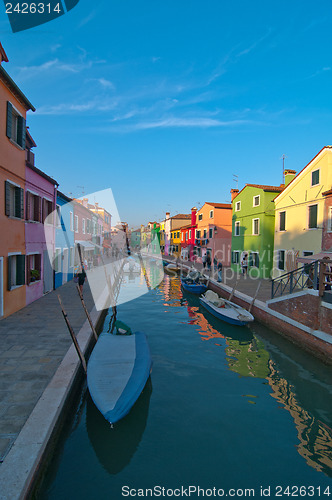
[199,290,254,326]
[87,330,152,424]
[181,279,208,294]
[164,263,181,273]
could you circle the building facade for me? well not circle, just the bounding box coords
[54,191,75,289]
[195,203,232,265]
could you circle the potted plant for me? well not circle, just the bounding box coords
[30,269,40,282]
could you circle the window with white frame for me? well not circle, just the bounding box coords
[235,221,240,236]
[252,218,259,235]
[53,249,61,273]
[250,251,259,268]
[198,214,203,221]
[209,228,213,238]
[253,195,260,207]
[189,229,192,239]
[235,201,241,212]
[27,254,41,284]
[203,229,207,239]
[279,211,286,231]
[5,181,24,219]
[195,229,201,239]
[26,192,42,222]
[8,254,25,290]
[6,102,26,148]
[74,215,78,233]
[82,218,86,234]
[278,250,285,271]
[70,247,74,267]
[70,211,74,231]
[232,251,240,264]
[209,210,214,218]
[311,169,320,186]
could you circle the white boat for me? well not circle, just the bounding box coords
[199,290,254,326]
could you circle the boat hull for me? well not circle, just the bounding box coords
[181,279,208,295]
[199,297,253,326]
[87,331,152,424]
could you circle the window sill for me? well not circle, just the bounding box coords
[28,280,41,286]
[9,138,24,151]
[8,215,24,221]
[9,284,24,291]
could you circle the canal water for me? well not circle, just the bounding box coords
[37,266,332,499]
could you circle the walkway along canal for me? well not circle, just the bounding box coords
[34,266,332,499]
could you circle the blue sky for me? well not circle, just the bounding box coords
[1,0,332,226]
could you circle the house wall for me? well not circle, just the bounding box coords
[0,80,27,317]
[231,187,277,278]
[196,204,232,265]
[322,193,332,251]
[273,147,332,278]
[55,195,75,289]
[25,166,55,305]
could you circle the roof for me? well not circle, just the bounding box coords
[0,65,35,112]
[205,202,232,209]
[274,146,332,201]
[0,43,9,63]
[57,190,72,203]
[233,183,284,200]
[26,129,37,148]
[180,224,192,230]
[322,189,332,197]
[170,213,191,219]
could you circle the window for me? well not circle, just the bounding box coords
[198,214,203,221]
[235,221,240,236]
[6,102,26,148]
[82,218,86,234]
[308,204,318,229]
[235,201,241,212]
[177,231,180,239]
[54,249,61,273]
[70,211,74,231]
[75,215,78,233]
[203,229,207,239]
[250,252,259,268]
[5,181,24,219]
[87,219,91,233]
[185,232,188,242]
[279,211,286,231]
[181,233,184,242]
[189,230,192,239]
[232,251,240,264]
[311,169,319,186]
[27,254,41,284]
[252,218,259,235]
[43,199,54,224]
[196,229,201,239]
[70,247,74,267]
[26,192,42,222]
[253,195,260,207]
[209,228,213,238]
[278,250,285,271]
[209,210,214,218]
[7,254,25,290]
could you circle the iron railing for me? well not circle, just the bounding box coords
[271,260,319,299]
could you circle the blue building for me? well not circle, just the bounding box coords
[54,191,75,289]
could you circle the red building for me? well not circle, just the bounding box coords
[322,189,332,251]
[180,207,197,261]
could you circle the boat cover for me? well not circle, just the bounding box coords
[87,331,152,424]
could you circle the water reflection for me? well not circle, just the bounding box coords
[164,277,332,477]
[86,378,152,475]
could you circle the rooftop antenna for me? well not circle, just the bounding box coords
[280,154,287,184]
[233,174,238,190]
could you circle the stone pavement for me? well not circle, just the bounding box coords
[0,279,95,465]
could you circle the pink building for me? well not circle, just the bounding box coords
[180,207,197,261]
[322,189,332,251]
[25,132,58,304]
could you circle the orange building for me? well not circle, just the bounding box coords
[0,44,35,317]
[194,202,232,265]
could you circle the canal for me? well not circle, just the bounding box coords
[36,266,332,499]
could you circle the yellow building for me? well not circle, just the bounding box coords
[273,147,332,277]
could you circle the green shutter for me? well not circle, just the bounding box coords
[21,118,26,149]
[14,187,22,218]
[5,181,11,216]
[17,255,25,285]
[20,188,24,219]
[309,205,318,229]
[7,256,12,290]
[6,102,12,139]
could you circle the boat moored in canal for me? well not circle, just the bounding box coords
[87,327,152,424]
[199,290,254,326]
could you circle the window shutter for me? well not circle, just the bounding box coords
[42,198,46,222]
[309,205,317,229]
[17,255,25,285]
[5,181,11,216]
[20,118,26,149]
[20,188,24,219]
[26,191,30,220]
[7,256,12,290]
[14,187,22,218]
[6,102,12,139]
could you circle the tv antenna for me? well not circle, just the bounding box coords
[77,185,85,196]
[280,154,287,184]
[233,174,238,190]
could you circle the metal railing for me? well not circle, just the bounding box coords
[271,260,319,299]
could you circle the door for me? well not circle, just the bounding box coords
[43,250,53,293]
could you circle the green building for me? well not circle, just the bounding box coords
[231,184,284,278]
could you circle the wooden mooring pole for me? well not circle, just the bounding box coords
[57,295,87,374]
[76,284,98,341]
[229,280,238,301]
[249,281,262,313]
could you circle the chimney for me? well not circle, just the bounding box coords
[82,198,88,208]
[284,169,296,187]
[0,43,9,65]
[191,207,197,227]
[166,212,170,220]
[230,189,239,201]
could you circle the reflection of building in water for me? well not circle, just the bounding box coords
[225,336,270,379]
[186,307,225,342]
[160,274,183,306]
[268,363,332,477]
